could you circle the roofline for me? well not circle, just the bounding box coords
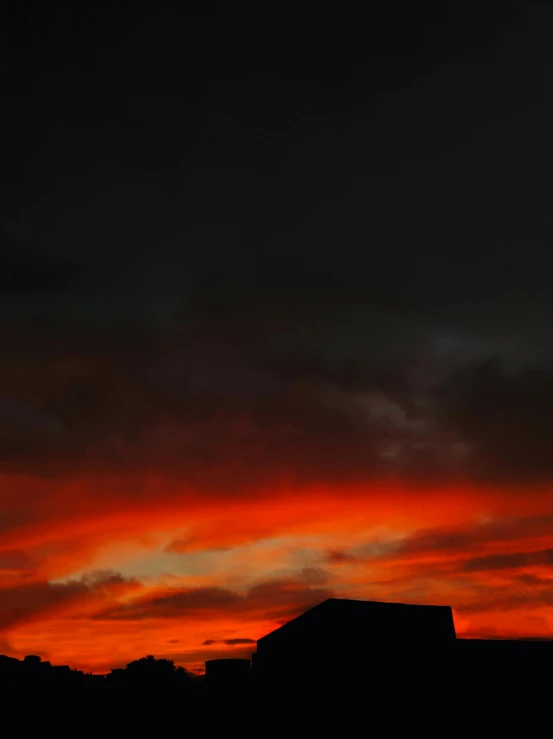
[257,597,454,645]
[322,597,452,609]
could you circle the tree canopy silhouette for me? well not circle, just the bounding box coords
[107,655,194,690]
[125,655,178,675]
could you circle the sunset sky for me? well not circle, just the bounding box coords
[2,1,553,674]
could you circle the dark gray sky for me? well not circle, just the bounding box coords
[2,0,553,487]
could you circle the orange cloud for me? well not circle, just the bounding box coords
[2,470,553,672]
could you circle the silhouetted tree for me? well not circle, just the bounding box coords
[23,655,41,665]
[106,654,195,696]
[125,654,178,676]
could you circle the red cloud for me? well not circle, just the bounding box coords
[1,471,553,671]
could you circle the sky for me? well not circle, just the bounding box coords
[2,1,553,673]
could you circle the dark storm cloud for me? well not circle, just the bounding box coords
[327,550,359,564]
[93,578,333,622]
[94,587,244,621]
[245,579,334,621]
[2,2,549,323]
[0,307,461,483]
[456,576,553,616]
[436,360,553,483]
[462,548,553,573]
[0,571,134,630]
[387,515,553,559]
[1,2,553,491]
[3,316,553,490]
[0,550,32,571]
[298,567,330,586]
[322,515,553,586]
[0,249,85,296]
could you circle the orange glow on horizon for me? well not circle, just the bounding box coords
[2,472,553,673]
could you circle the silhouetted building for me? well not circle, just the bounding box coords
[253,597,456,696]
[0,655,19,673]
[455,638,553,697]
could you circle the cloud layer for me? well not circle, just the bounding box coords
[2,2,553,671]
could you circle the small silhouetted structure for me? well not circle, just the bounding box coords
[455,637,553,706]
[0,654,19,672]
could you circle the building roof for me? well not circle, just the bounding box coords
[257,598,456,654]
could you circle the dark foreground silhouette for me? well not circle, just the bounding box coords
[1,599,551,735]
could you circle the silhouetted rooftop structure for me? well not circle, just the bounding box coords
[256,597,455,656]
[253,597,457,695]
